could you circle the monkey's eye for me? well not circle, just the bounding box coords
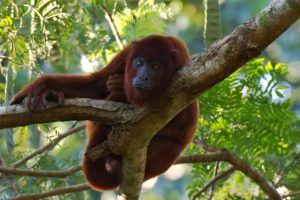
[134,58,144,68]
[153,65,159,70]
[152,62,163,71]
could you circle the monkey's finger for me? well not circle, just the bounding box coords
[107,83,124,92]
[107,74,124,83]
[30,89,43,111]
[107,77,124,92]
[9,97,23,105]
[57,91,64,105]
[41,91,49,111]
[109,73,124,79]
[25,93,33,111]
[34,95,43,112]
[9,94,26,105]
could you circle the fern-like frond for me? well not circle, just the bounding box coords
[113,0,172,43]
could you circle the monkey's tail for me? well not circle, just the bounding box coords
[83,154,122,191]
[84,121,122,191]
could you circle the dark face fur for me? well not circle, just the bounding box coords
[124,38,177,106]
[131,56,164,93]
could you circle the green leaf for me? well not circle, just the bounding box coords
[277,85,288,90]
[265,61,273,72]
[275,90,284,98]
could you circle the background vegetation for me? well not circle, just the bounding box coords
[0,0,299,199]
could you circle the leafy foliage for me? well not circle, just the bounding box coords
[204,0,222,47]
[188,58,300,199]
[113,0,172,43]
[0,0,300,200]
[0,0,69,68]
[0,1,174,199]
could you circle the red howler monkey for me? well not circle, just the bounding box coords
[10,35,199,190]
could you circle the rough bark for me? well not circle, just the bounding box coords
[0,0,299,199]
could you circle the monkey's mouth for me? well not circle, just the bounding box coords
[133,84,150,92]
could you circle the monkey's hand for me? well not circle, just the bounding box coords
[105,73,126,102]
[10,76,64,112]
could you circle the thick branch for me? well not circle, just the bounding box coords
[0,0,298,155]
[0,98,139,129]
[172,0,300,98]
[13,184,90,200]
[0,0,299,199]
[117,146,147,200]
[0,165,81,178]
[108,1,300,197]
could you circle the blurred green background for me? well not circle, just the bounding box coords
[0,0,300,199]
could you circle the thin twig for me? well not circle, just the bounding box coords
[13,183,90,200]
[0,165,81,178]
[175,150,228,165]
[0,55,13,61]
[112,0,118,15]
[191,166,236,200]
[282,191,300,199]
[275,152,300,186]
[100,4,124,49]
[12,124,85,167]
[194,139,219,153]
[177,147,282,200]
[209,161,220,200]
[0,185,10,193]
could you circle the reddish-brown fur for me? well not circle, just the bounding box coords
[10,35,199,190]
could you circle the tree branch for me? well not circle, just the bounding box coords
[0,0,299,199]
[85,140,111,161]
[282,191,300,199]
[0,55,12,61]
[0,165,81,178]
[13,184,90,200]
[191,166,236,200]
[0,98,139,129]
[100,4,124,49]
[208,161,220,200]
[275,152,300,186]
[176,151,228,164]
[177,148,282,199]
